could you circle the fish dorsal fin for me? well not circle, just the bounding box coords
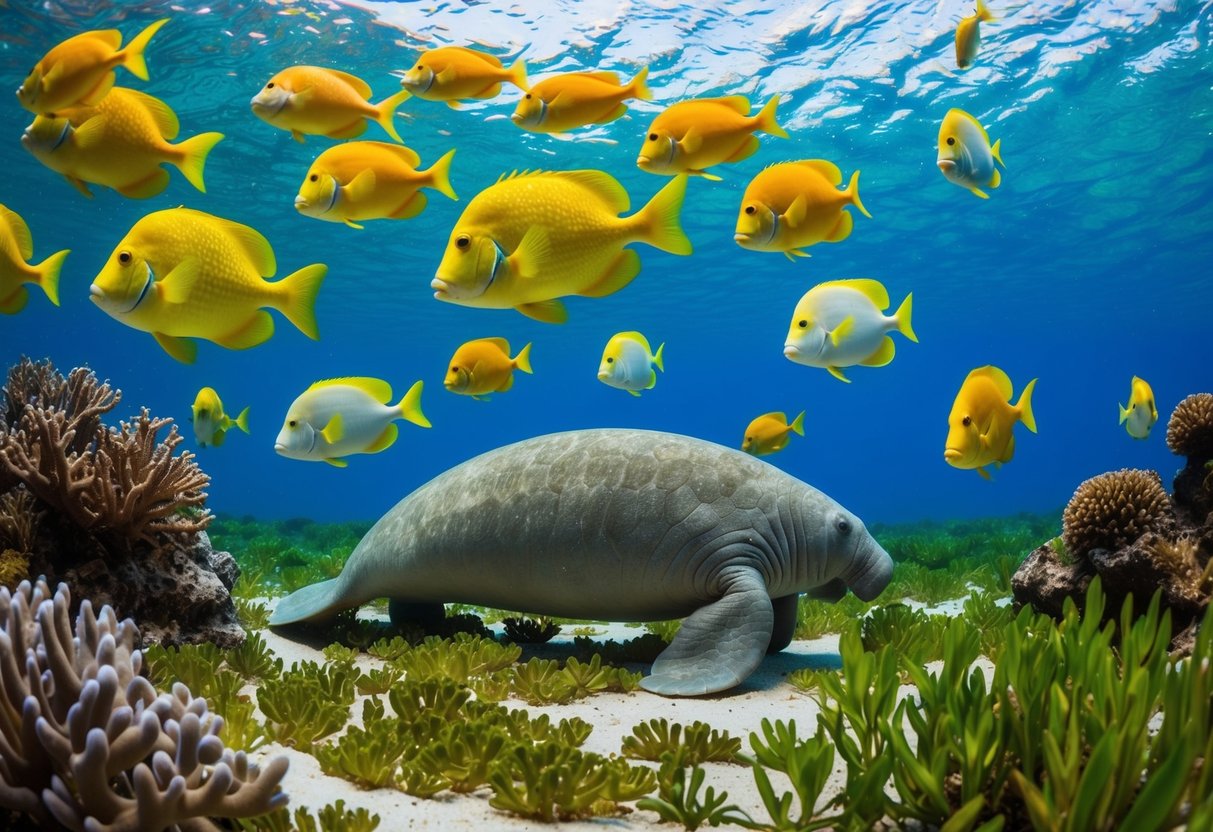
[796,159,842,185]
[616,330,653,354]
[204,213,276,275]
[578,70,621,84]
[307,376,393,403]
[554,169,630,213]
[820,278,890,309]
[121,88,180,139]
[322,68,372,99]
[969,365,1014,400]
[0,205,33,261]
[85,29,124,49]
[447,45,503,67]
[482,336,511,353]
[710,95,751,114]
[757,411,786,423]
[375,141,422,167]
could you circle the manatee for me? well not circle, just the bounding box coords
[270,428,893,696]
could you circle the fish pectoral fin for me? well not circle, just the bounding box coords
[78,73,116,107]
[321,412,344,444]
[641,566,772,696]
[515,299,568,324]
[445,100,463,110]
[783,248,809,260]
[827,366,850,383]
[65,176,94,198]
[323,457,348,468]
[436,66,459,84]
[859,336,896,367]
[214,311,275,350]
[343,218,365,230]
[578,249,641,298]
[691,170,723,181]
[977,466,992,481]
[678,128,702,155]
[71,115,107,149]
[969,186,989,199]
[628,389,642,397]
[509,225,550,279]
[784,194,808,227]
[829,315,855,347]
[116,169,171,200]
[153,332,198,364]
[364,423,398,454]
[158,258,200,305]
[472,395,490,402]
[989,168,1001,188]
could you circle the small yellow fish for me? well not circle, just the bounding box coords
[0,204,68,315]
[295,142,457,229]
[955,0,996,70]
[192,387,249,448]
[735,160,871,259]
[742,411,805,456]
[400,46,527,108]
[250,66,411,143]
[16,18,168,115]
[21,87,224,199]
[784,279,916,383]
[444,338,533,400]
[1119,375,1158,440]
[511,68,651,134]
[637,95,788,180]
[274,377,430,467]
[598,331,664,396]
[89,207,327,364]
[944,365,1037,480]
[937,108,1004,199]
[432,170,692,324]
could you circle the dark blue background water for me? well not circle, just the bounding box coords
[1,0,1209,526]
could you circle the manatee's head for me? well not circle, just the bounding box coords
[803,498,893,601]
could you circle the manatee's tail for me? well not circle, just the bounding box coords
[269,578,352,625]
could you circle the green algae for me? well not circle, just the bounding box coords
[235,799,380,832]
[622,718,741,766]
[502,614,562,643]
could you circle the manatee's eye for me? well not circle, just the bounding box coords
[455,235,470,249]
[309,174,318,182]
[946,136,955,146]
[606,357,614,363]
[745,205,756,215]
[836,517,851,535]
[962,415,972,427]
[288,420,297,428]
[118,251,131,265]
[798,319,808,328]
[267,82,275,89]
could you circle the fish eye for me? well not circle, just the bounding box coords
[606,357,614,363]
[455,235,470,249]
[648,132,658,141]
[266,82,275,89]
[962,415,972,427]
[745,436,752,442]
[744,205,756,215]
[837,517,851,534]
[451,366,458,373]
[417,64,424,70]
[946,136,955,145]
[288,419,297,428]
[118,251,131,265]
[525,93,532,99]
[309,174,318,182]
[797,319,807,328]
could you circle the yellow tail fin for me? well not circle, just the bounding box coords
[893,293,917,343]
[1016,378,1038,433]
[274,263,327,340]
[991,138,1005,168]
[425,148,458,200]
[374,89,412,143]
[173,131,224,193]
[634,175,692,255]
[119,18,169,82]
[846,170,872,219]
[235,406,250,434]
[754,95,789,139]
[976,0,997,21]
[507,58,529,91]
[513,342,533,374]
[396,380,431,428]
[653,342,665,372]
[34,248,69,307]
[1118,403,1129,425]
[629,66,652,100]
[790,411,805,436]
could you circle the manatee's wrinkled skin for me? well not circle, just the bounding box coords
[271,429,893,695]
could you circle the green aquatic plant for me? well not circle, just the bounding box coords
[793,598,851,639]
[859,603,946,671]
[397,762,451,798]
[488,744,617,822]
[787,667,837,696]
[143,641,226,694]
[743,726,842,832]
[314,721,413,790]
[417,722,512,793]
[388,676,473,722]
[235,799,380,832]
[355,664,402,696]
[744,718,803,773]
[621,718,741,766]
[643,617,682,642]
[511,656,579,705]
[225,630,283,681]
[560,653,613,697]
[367,634,412,661]
[572,631,671,664]
[891,562,971,605]
[258,666,353,750]
[390,633,522,683]
[502,614,562,643]
[321,642,360,666]
[637,756,749,830]
[467,669,513,702]
[235,596,272,630]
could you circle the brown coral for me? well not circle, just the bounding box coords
[1062,468,1174,558]
[1166,393,1213,460]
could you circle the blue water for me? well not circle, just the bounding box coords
[1,0,1209,527]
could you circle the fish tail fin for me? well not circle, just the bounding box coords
[991,138,1005,168]
[634,174,692,255]
[629,66,653,100]
[893,293,917,342]
[424,148,458,200]
[119,18,169,82]
[33,248,69,307]
[846,170,872,219]
[507,58,529,90]
[1118,403,1129,425]
[374,89,412,143]
[1016,378,1038,433]
[513,342,534,374]
[235,406,250,434]
[653,342,665,372]
[268,578,353,625]
[976,0,997,21]
[274,263,327,340]
[172,131,224,193]
[395,380,431,428]
[790,411,805,436]
[754,95,789,139]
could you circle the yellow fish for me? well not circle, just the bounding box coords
[937,108,1004,199]
[742,411,805,457]
[955,0,996,70]
[250,66,411,143]
[295,142,457,229]
[20,88,224,199]
[637,95,788,180]
[511,68,651,134]
[16,18,168,115]
[444,338,533,400]
[432,170,692,324]
[192,387,249,448]
[0,204,68,315]
[944,365,1037,480]
[1119,375,1158,440]
[400,46,528,108]
[274,378,430,467]
[735,160,871,259]
[88,207,327,364]
[597,331,664,396]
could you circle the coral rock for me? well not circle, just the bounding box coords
[1061,468,1173,559]
[1166,393,1213,460]
[1011,541,1096,618]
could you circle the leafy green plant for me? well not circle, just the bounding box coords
[234,798,380,832]
[786,667,836,696]
[621,718,740,766]
[560,654,613,697]
[511,657,578,705]
[502,615,562,643]
[144,642,225,693]
[793,598,851,640]
[637,755,749,830]
[742,726,842,832]
[390,633,522,684]
[321,642,361,666]
[314,721,413,789]
[396,762,451,798]
[224,630,283,681]
[488,743,614,821]
[236,597,272,629]
[388,677,473,722]
[643,618,682,642]
[417,722,512,793]
[367,635,413,661]
[860,603,946,673]
[258,666,352,751]
[355,665,402,696]
[573,632,668,664]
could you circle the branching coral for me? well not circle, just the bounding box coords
[0,578,288,830]
[1166,393,1213,460]
[1061,468,1173,558]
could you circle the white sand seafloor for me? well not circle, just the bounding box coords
[253,599,970,830]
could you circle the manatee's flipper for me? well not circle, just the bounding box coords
[767,593,799,654]
[388,600,446,629]
[269,578,348,625]
[642,566,772,696]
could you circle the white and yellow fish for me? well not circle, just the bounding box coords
[192,387,249,448]
[937,108,1004,199]
[1119,375,1158,440]
[597,331,664,396]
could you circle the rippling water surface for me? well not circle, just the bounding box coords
[1,0,1209,525]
